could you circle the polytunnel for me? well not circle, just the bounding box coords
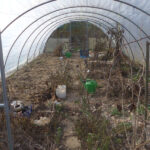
[0,0,150,150]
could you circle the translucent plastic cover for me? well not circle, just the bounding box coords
[0,0,149,73]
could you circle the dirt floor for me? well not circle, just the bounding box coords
[0,52,148,150]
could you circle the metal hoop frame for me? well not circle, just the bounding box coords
[0,1,150,150]
[5,10,144,69]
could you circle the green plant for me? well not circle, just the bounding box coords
[86,133,97,149]
[74,100,80,104]
[111,108,122,117]
[75,107,111,150]
[115,138,122,144]
[137,104,145,115]
[55,103,63,113]
[113,122,132,135]
[80,96,91,117]
[120,64,131,77]
[132,74,140,82]
[55,127,63,144]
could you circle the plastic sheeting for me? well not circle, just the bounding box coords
[0,0,150,74]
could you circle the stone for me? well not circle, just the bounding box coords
[65,136,81,149]
[33,117,50,126]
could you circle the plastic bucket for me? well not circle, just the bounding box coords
[65,52,72,58]
[80,50,89,58]
[56,85,66,99]
[84,79,97,94]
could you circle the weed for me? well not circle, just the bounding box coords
[74,99,80,104]
[80,96,91,117]
[113,122,132,135]
[75,97,112,150]
[120,64,131,77]
[55,103,63,113]
[86,133,97,149]
[132,74,140,82]
[137,104,145,115]
[111,108,122,117]
[55,127,63,144]
[98,84,104,89]
[115,138,122,144]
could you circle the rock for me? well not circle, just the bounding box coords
[33,117,50,126]
[65,137,81,149]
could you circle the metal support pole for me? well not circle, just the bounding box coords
[69,22,72,51]
[145,41,150,148]
[0,103,4,108]
[145,42,150,119]
[57,27,59,43]
[0,33,13,150]
[86,21,89,50]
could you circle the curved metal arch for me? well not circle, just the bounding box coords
[5,10,143,68]
[5,6,145,66]
[16,17,110,68]
[24,13,144,66]
[38,19,134,58]
[35,19,110,57]
[1,0,56,33]
[113,0,150,17]
[25,15,137,66]
[1,5,149,41]
[26,16,135,66]
[73,6,150,39]
[35,19,109,57]
[16,16,112,69]
[26,17,111,63]
[16,14,139,69]
[39,20,110,53]
[5,12,128,67]
[30,10,146,60]
[2,2,150,39]
[17,18,107,68]
[38,19,134,62]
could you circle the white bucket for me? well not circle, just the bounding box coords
[56,85,66,99]
[59,57,63,60]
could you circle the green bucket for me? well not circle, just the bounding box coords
[65,52,72,58]
[84,79,97,94]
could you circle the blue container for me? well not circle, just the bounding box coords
[80,50,89,58]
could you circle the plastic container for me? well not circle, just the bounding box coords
[65,52,72,58]
[84,79,97,94]
[80,50,89,58]
[22,105,32,117]
[59,57,63,60]
[11,101,24,112]
[56,85,66,99]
